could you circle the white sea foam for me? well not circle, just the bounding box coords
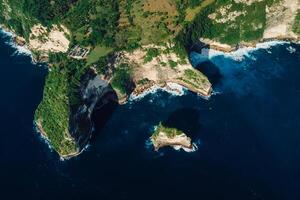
[286,46,296,54]
[0,26,33,58]
[10,42,32,57]
[129,82,186,102]
[203,40,289,61]
[211,90,222,96]
[144,138,154,150]
[173,143,198,153]
[33,122,91,161]
[33,123,55,153]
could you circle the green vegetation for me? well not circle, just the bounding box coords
[168,60,178,68]
[0,0,77,40]
[35,53,89,155]
[144,48,160,63]
[34,66,77,155]
[152,123,184,139]
[137,78,151,85]
[86,45,113,65]
[180,69,208,90]
[111,63,132,97]
[176,0,280,48]
[293,10,300,34]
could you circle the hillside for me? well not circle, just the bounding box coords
[0,0,299,158]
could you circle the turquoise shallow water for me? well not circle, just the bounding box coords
[1,30,300,200]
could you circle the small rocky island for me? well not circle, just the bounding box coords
[150,123,196,152]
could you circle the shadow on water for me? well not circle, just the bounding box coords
[190,41,223,86]
[90,76,136,142]
[162,108,202,140]
[90,89,118,142]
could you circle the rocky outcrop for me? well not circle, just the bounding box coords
[13,36,26,46]
[150,124,197,152]
[151,131,196,152]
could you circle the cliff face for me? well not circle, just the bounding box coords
[68,69,118,155]
[151,132,194,152]
[150,124,197,152]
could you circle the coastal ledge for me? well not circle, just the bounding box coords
[150,123,197,152]
[199,37,300,53]
[114,46,213,105]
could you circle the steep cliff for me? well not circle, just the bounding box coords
[35,67,117,158]
[150,123,197,152]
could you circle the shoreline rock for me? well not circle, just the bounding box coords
[199,37,300,53]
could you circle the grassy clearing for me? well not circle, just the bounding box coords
[128,0,181,45]
[86,45,113,65]
[185,0,216,22]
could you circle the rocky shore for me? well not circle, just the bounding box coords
[200,36,300,53]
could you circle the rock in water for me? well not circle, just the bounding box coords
[150,123,196,152]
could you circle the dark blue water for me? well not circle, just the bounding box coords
[1,30,300,200]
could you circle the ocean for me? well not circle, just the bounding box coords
[0,30,300,200]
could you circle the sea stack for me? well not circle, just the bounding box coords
[150,123,196,152]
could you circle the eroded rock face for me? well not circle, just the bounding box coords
[119,46,212,97]
[69,68,118,151]
[151,131,196,152]
[234,0,263,6]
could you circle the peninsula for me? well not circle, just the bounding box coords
[0,0,299,158]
